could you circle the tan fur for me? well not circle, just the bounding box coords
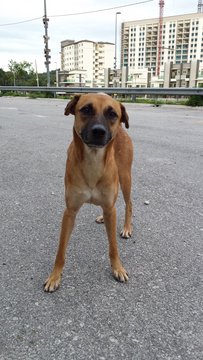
[44,93,133,292]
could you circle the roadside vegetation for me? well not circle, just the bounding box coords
[0,60,57,87]
[0,60,202,106]
[118,97,188,106]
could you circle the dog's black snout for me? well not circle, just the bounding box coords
[81,121,111,148]
[91,124,107,137]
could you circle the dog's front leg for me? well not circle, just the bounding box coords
[44,207,77,292]
[103,206,128,282]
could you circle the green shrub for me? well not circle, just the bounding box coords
[28,91,55,99]
[186,95,203,107]
[0,91,23,97]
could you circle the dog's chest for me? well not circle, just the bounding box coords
[80,147,110,205]
[82,146,105,188]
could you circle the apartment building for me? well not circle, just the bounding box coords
[121,12,203,76]
[104,60,203,88]
[60,39,114,87]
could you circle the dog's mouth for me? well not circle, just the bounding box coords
[85,143,107,149]
[82,135,112,148]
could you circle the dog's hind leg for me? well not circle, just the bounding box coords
[96,172,133,238]
[114,129,133,239]
[119,172,133,239]
[95,214,104,224]
[95,171,132,237]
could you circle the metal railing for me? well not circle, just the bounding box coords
[0,85,203,96]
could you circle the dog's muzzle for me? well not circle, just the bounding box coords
[81,123,112,148]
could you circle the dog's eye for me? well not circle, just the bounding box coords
[80,104,93,115]
[105,106,118,120]
[108,110,117,119]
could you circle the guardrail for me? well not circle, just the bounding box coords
[0,86,203,96]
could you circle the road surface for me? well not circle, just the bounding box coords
[0,96,202,359]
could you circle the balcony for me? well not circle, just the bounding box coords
[175,74,188,81]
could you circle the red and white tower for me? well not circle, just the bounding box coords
[157,0,165,76]
[197,0,203,13]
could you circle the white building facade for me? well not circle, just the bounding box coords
[121,12,203,77]
[61,40,114,87]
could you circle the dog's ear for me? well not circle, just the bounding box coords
[64,94,81,115]
[120,103,129,129]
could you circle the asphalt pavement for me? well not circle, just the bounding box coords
[0,96,203,360]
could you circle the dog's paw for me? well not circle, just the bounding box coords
[95,215,104,224]
[120,226,132,239]
[44,273,61,293]
[112,266,129,282]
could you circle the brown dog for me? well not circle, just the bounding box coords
[44,93,133,292]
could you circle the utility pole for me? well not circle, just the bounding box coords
[43,0,51,87]
[35,60,39,86]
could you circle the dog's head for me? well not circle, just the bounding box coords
[64,93,129,148]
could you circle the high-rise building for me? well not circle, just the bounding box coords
[121,12,203,76]
[60,40,114,87]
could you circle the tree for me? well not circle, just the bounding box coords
[8,60,35,86]
[1,61,58,87]
[0,68,14,86]
[0,68,6,85]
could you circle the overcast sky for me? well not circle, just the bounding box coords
[0,0,198,73]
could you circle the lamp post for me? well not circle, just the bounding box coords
[43,0,51,87]
[114,12,121,76]
[54,62,59,87]
[35,60,39,87]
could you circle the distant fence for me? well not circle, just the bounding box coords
[0,86,203,96]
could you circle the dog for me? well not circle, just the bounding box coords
[44,93,133,292]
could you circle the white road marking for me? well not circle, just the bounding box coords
[0,107,18,110]
[33,114,47,118]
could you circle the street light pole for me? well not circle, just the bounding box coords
[54,62,59,87]
[43,0,51,87]
[35,60,39,87]
[114,11,121,86]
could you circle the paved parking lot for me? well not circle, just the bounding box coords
[0,96,203,359]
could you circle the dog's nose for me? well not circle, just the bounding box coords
[91,124,107,137]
